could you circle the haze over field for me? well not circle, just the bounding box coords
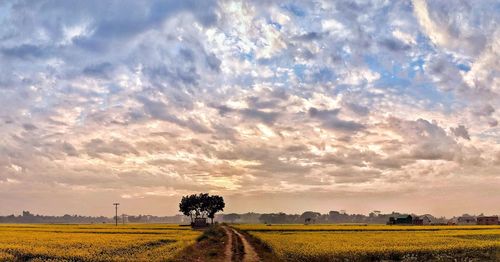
[0,1,499,217]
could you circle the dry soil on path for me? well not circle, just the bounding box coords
[222,226,260,262]
[222,226,234,262]
[232,228,260,262]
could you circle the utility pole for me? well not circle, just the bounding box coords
[113,203,120,226]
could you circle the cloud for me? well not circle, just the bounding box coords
[212,103,280,125]
[386,117,459,161]
[413,0,487,56]
[85,139,139,157]
[342,102,370,116]
[1,44,47,59]
[488,119,498,127]
[61,142,78,157]
[82,62,114,78]
[328,167,381,184]
[308,107,365,133]
[450,125,471,140]
[138,96,212,133]
[0,0,498,216]
[464,36,500,94]
[426,55,467,92]
[378,38,411,52]
[413,0,499,101]
[472,104,495,117]
[240,109,280,125]
[22,123,37,131]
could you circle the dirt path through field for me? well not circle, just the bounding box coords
[222,226,233,262]
[232,228,260,262]
[222,226,260,262]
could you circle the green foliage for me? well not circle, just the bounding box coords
[196,225,225,242]
[179,193,225,224]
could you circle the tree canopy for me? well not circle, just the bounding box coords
[179,193,225,224]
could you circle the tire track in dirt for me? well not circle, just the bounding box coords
[232,228,260,262]
[222,226,233,262]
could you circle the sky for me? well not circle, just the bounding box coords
[0,0,499,217]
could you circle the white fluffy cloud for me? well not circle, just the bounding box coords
[0,0,498,216]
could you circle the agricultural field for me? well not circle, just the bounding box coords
[0,224,201,261]
[235,224,500,261]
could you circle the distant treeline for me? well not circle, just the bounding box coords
[0,211,189,224]
[1,210,449,224]
[234,211,448,224]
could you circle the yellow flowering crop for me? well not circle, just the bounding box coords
[236,224,500,261]
[0,224,200,261]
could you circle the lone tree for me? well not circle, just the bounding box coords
[179,193,225,225]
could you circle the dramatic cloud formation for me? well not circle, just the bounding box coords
[0,0,499,216]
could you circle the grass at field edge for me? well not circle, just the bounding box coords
[170,224,227,262]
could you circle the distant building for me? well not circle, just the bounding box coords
[422,216,432,225]
[413,217,423,225]
[457,216,476,225]
[388,215,413,225]
[476,216,499,225]
[192,217,208,228]
[413,215,432,225]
